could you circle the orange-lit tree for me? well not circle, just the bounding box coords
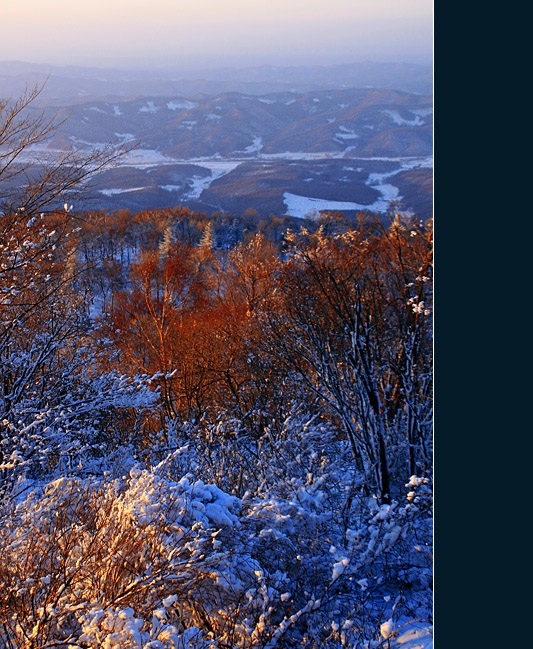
[261,214,433,504]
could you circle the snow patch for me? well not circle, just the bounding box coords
[411,108,433,118]
[245,137,263,154]
[99,187,148,196]
[335,126,358,140]
[69,136,105,148]
[283,193,375,219]
[120,148,176,167]
[390,623,433,649]
[167,99,197,110]
[139,101,158,114]
[382,110,425,126]
[113,132,135,143]
[281,156,434,218]
[183,161,241,200]
[184,175,211,199]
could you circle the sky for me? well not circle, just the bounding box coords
[1,0,432,70]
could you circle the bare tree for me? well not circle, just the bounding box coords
[0,84,133,491]
[0,82,125,215]
[261,215,433,504]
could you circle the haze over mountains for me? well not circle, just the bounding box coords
[0,61,433,219]
[0,61,432,101]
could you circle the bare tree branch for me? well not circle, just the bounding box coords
[0,82,127,215]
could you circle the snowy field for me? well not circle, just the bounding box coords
[283,192,382,218]
[6,143,432,216]
[283,155,431,218]
[283,164,404,217]
[182,161,242,200]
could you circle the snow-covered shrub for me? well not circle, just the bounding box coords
[0,469,250,648]
[237,415,432,649]
[0,408,432,649]
[134,409,432,648]
[0,349,159,496]
[166,411,356,647]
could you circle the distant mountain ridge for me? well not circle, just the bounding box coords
[0,60,432,104]
[28,86,432,159]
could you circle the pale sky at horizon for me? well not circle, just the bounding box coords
[1,0,433,70]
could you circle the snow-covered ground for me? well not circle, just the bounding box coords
[283,156,431,218]
[139,101,159,114]
[388,622,433,649]
[119,148,178,167]
[244,136,264,154]
[382,110,425,127]
[90,150,431,211]
[99,186,148,196]
[5,141,432,213]
[167,99,198,110]
[283,193,381,219]
[181,160,242,200]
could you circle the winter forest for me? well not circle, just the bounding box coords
[0,87,433,648]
